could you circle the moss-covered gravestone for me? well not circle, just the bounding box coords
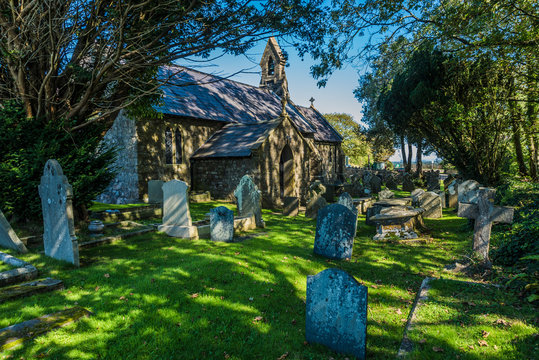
[210,206,234,242]
[313,204,356,260]
[306,268,367,360]
[38,160,79,267]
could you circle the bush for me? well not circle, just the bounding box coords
[0,101,116,222]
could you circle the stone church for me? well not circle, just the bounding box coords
[98,37,344,207]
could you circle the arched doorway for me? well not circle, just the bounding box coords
[279,144,294,198]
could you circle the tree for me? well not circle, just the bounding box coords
[324,113,371,166]
[0,0,329,129]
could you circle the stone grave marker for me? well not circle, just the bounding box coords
[385,176,398,190]
[435,190,447,208]
[314,204,356,260]
[458,180,481,204]
[371,207,424,240]
[443,174,455,190]
[158,180,197,238]
[0,209,27,253]
[417,191,442,218]
[425,170,440,191]
[283,196,299,216]
[411,189,425,206]
[447,179,460,208]
[402,173,415,192]
[366,198,412,225]
[370,175,382,194]
[378,189,394,200]
[38,160,79,267]
[234,175,264,227]
[458,187,514,263]
[210,206,234,242]
[337,192,354,212]
[306,268,367,360]
[306,181,328,219]
[147,180,165,203]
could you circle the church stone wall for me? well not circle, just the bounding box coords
[96,111,139,204]
[136,116,223,201]
[191,158,255,201]
[314,142,345,182]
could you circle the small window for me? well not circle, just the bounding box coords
[174,128,182,164]
[268,57,275,75]
[165,127,173,164]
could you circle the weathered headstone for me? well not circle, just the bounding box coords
[366,198,412,225]
[458,180,481,204]
[306,268,367,360]
[435,190,447,208]
[458,187,514,264]
[306,181,328,219]
[283,197,299,217]
[38,160,79,267]
[234,175,264,227]
[378,189,394,200]
[0,210,27,253]
[314,204,356,260]
[147,180,165,203]
[411,189,425,206]
[158,180,197,238]
[371,207,424,240]
[443,174,455,190]
[447,179,460,208]
[385,176,398,190]
[337,192,355,212]
[425,170,440,191]
[417,191,442,218]
[210,206,234,242]
[402,173,415,192]
[370,175,382,194]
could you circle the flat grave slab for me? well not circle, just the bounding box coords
[0,278,64,304]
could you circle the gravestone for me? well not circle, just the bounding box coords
[362,172,373,194]
[314,204,356,260]
[417,191,442,218]
[283,197,299,217]
[443,174,455,190]
[371,206,425,240]
[385,176,398,190]
[306,268,367,360]
[158,180,197,238]
[447,179,460,208]
[402,174,415,192]
[458,180,481,204]
[411,189,425,206]
[366,198,412,225]
[435,190,447,208]
[147,180,165,203]
[337,192,355,212]
[306,181,328,219]
[38,160,79,266]
[425,170,440,191]
[0,210,27,253]
[370,175,382,194]
[234,175,264,228]
[210,206,234,242]
[458,187,514,264]
[378,189,394,200]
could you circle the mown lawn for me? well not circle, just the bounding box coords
[0,204,536,359]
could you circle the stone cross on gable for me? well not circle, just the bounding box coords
[458,187,514,264]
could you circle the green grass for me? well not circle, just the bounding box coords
[89,201,151,212]
[0,261,16,273]
[405,279,537,359]
[0,205,536,359]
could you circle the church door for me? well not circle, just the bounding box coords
[279,144,294,198]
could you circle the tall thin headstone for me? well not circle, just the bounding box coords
[38,160,79,266]
[158,180,197,238]
[234,175,264,227]
[314,204,356,259]
[0,209,28,253]
[306,268,367,360]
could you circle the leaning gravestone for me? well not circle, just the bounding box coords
[458,187,514,264]
[158,180,197,238]
[210,206,234,242]
[306,268,367,360]
[417,191,442,218]
[337,192,355,212]
[313,204,356,260]
[234,175,264,227]
[378,189,394,200]
[0,209,27,253]
[147,180,165,203]
[458,180,481,204]
[38,160,79,266]
[402,173,415,192]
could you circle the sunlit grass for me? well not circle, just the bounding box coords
[89,202,151,212]
[0,205,536,359]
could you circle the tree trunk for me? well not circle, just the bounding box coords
[406,142,413,173]
[400,135,407,169]
[415,142,423,177]
[526,91,538,180]
[510,96,527,176]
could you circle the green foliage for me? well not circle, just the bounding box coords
[0,101,116,221]
[323,113,371,165]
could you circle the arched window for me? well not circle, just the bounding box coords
[267,57,275,75]
[165,127,172,164]
[174,128,182,164]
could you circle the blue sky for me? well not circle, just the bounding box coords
[177,38,436,162]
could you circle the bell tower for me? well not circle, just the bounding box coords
[259,37,288,97]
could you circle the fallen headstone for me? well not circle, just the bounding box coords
[371,207,425,240]
[306,268,367,360]
[210,206,234,242]
[0,278,64,304]
[234,175,264,228]
[378,189,394,200]
[0,209,27,253]
[366,198,412,225]
[38,160,79,266]
[313,204,356,260]
[458,187,514,263]
[158,180,197,239]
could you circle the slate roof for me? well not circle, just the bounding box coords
[296,106,343,143]
[192,121,280,159]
